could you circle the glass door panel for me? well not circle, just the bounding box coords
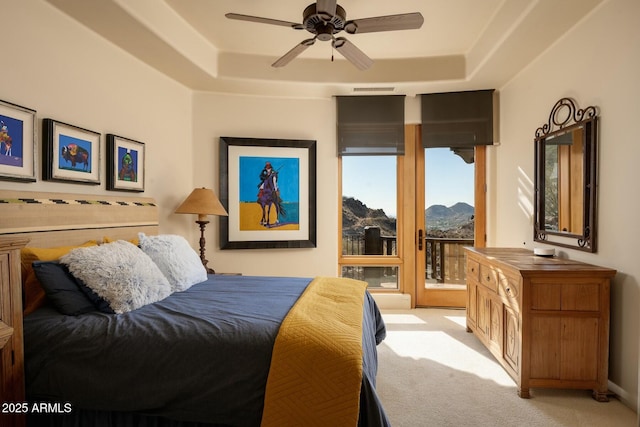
[416,147,475,307]
[340,156,400,290]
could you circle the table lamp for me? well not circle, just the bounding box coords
[175,187,228,273]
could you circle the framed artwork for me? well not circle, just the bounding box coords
[219,136,317,250]
[106,134,145,192]
[43,119,100,185]
[0,99,36,182]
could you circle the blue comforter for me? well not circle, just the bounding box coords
[24,275,388,426]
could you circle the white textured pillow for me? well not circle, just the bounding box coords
[138,233,208,292]
[60,240,171,314]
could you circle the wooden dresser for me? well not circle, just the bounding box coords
[464,247,616,401]
[0,237,28,427]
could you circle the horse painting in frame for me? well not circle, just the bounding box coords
[218,136,316,250]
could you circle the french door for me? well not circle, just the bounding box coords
[339,124,486,307]
[406,125,486,308]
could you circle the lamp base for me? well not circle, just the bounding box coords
[196,220,215,274]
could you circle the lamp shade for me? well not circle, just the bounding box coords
[175,188,228,221]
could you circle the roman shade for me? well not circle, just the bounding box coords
[337,95,405,156]
[421,90,495,148]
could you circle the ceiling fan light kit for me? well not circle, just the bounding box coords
[226,1,424,70]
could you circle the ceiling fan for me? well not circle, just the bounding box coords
[226,0,424,70]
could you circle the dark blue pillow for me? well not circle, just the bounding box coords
[31,261,96,316]
[74,277,115,314]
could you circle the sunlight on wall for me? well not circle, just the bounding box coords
[518,166,534,222]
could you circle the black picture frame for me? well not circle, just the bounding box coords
[106,134,145,192]
[0,99,36,182]
[219,136,317,250]
[42,118,101,185]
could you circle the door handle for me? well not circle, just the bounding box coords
[418,229,423,251]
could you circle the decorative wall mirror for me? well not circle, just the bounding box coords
[534,97,598,252]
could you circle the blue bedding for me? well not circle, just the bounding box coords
[24,275,388,426]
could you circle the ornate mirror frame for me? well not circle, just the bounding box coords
[534,97,598,252]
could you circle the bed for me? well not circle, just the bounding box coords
[0,190,389,427]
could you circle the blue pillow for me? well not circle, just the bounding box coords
[74,276,115,314]
[31,261,96,316]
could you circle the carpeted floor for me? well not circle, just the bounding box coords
[376,308,637,427]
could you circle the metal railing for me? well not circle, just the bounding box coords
[342,228,397,256]
[425,237,473,284]
[342,227,473,284]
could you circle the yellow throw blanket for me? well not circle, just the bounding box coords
[261,276,367,427]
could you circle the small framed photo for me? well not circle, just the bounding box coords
[0,99,36,182]
[106,134,145,192]
[43,119,100,185]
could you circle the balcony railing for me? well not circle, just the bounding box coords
[424,237,473,284]
[342,227,473,284]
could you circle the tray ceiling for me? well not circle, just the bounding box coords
[45,0,603,97]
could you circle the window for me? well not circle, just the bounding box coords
[341,156,397,256]
[340,156,400,290]
[336,95,405,291]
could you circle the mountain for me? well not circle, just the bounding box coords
[425,202,474,238]
[342,197,474,239]
[426,202,474,218]
[342,197,396,236]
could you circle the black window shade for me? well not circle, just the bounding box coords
[337,95,405,156]
[421,90,495,148]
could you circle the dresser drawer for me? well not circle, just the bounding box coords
[498,275,522,308]
[479,263,498,293]
[467,258,480,283]
[531,282,600,312]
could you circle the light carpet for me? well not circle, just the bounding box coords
[376,308,637,427]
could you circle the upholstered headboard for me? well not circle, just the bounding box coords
[0,189,158,247]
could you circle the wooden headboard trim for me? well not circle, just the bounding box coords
[0,190,159,247]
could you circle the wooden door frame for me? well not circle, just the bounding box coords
[401,125,419,305]
[474,145,487,249]
[410,132,487,308]
[337,124,486,308]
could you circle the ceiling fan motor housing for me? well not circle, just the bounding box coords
[302,3,347,41]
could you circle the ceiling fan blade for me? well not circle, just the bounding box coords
[225,13,303,30]
[332,37,373,71]
[316,0,337,19]
[272,38,316,68]
[344,12,424,34]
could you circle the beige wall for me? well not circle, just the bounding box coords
[191,93,338,277]
[493,0,640,409]
[0,0,195,238]
[2,0,638,415]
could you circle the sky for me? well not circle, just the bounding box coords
[342,148,474,218]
